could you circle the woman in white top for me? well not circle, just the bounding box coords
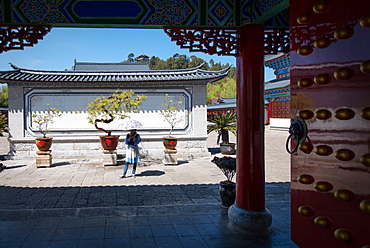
[120,129,141,178]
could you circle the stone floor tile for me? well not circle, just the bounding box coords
[2,229,31,242]
[77,238,104,248]
[150,224,177,237]
[9,220,37,230]
[24,228,55,242]
[105,217,129,227]
[52,227,82,240]
[203,235,239,248]
[19,240,50,248]
[147,216,171,225]
[130,237,156,248]
[0,221,14,231]
[179,236,209,248]
[34,219,61,229]
[80,227,105,240]
[104,226,129,239]
[103,238,130,248]
[48,239,79,248]
[83,218,106,228]
[195,223,224,236]
[154,236,184,248]
[212,222,238,235]
[168,215,192,225]
[58,219,85,229]
[128,216,149,226]
[0,242,22,248]
[206,212,229,224]
[188,215,213,224]
[172,224,200,237]
[129,225,153,238]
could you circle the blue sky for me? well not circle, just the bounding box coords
[0,28,275,80]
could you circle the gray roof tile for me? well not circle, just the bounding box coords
[0,64,230,86]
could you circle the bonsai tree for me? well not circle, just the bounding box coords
[31,104,62,138]
[85,90,146,136]
[211,156,236,184]
[160,94,184,137]
[207,110,237,144]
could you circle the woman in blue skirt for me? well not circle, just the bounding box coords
[120,129,141,178]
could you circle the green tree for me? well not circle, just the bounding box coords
[31,104,62,138]
[160,94,184,136]
[207,77,236,103]
[210,62,222,71]
[85,90,146,136]
[146,53,236,101]
[207,110,237,144]
[127,53,135,63]
[0,85,8,107]
[0,112,7,133]
[189,55,207,69]
[149,56,167,70]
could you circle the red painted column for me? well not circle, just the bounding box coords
[236,24,265,211]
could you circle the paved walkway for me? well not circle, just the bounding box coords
[0,128,297,248]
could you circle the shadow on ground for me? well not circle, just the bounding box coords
[208,147,220,154]
[0,182,290,221]
[136,170,165,177]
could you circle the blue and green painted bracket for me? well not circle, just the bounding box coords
[0,0,289,29]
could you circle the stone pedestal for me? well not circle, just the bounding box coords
[228,204,272,236]
[163,149,178,165]
[36,150,52,168]
[103,149,117,166]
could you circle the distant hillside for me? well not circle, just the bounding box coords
[123,53,236,104]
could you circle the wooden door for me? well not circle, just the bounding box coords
[290,0,370,247]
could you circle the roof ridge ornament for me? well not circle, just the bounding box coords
[9,63,20,70]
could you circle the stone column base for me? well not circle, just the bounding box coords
[102,149,117,166]
[163,149,178,165]
[36,150,52,168]
[228,204,272,236]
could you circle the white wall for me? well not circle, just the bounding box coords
[269,118,290,129]
[8,86,211,159]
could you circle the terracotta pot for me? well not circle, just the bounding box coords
[163,137,178,150]
[100,136,120,150]
[35,137,53,151]
[220,143,236,155]
[219,181,236,208]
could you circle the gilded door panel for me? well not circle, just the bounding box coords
[290,0,370,247]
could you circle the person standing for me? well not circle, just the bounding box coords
[120,129,141,178]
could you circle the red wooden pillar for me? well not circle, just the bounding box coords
[268,102,273,125]
[228,24,272,235]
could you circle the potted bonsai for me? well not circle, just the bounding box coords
[211,156,237,208]
[85,90,146,150]
[31,104,62,151]
[160,94,184,150]
[207,110,237,154]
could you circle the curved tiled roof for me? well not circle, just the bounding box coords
[72,61,151,71]
[0,63,230,85]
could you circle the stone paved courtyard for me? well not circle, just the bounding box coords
[0,128,297,248]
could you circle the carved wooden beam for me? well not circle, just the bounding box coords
[164,27,290,56]
[0,26,52,53]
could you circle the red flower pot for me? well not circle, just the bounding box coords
[163,137,178,150]
[100,136,120,150]
[35,137,53,151]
